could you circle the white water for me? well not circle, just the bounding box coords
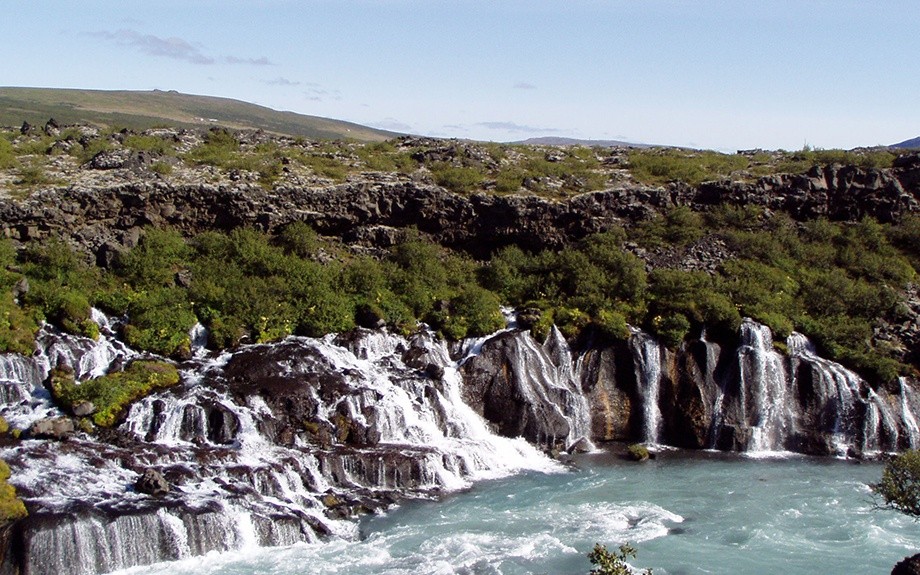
[106,451,920,575]
[3,314,920,575]
[629,330,663,445]
[738,320,794,452]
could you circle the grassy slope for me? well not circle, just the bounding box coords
[0,87,396,141]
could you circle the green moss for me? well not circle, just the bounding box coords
[626,443,650,461]
[51,360,180,427]
[0,460,27,523]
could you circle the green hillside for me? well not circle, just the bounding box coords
[0,87,396,141]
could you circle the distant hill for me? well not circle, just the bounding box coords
[0,87,396,141]
[891,136,920,149]
[512,136,653,148]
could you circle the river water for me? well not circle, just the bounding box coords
[107,450,920,575]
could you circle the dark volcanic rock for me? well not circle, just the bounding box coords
[134,468,170,496]
[892,554,920,575]
[1,154,917,263]
[460,330,572,445]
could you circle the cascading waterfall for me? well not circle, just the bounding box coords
[629,329,663,445]
[543,326,594,450]
[2,309,920,574]
[899,378,920,448]
[1,319,562,575]
[787,331,916,455]
[737,320,794,452]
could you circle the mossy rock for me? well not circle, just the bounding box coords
[627,443,651,462]
[51,360,180,427]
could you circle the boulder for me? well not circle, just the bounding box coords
[29,417,75,440]
[72,401,95,417]
[88,148,137,170]
[892,554,920,575]
[135,468,170,496]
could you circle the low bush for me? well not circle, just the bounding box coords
[430,163,484,194]
[628,148,748,186]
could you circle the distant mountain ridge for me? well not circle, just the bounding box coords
[0,87,396,141]
[892,136,920,149]
[512,136,653,148]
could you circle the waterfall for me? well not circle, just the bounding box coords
[629,329,663,445]
[189,323,209,358]
[543,326,594,450]
[738,320,794,452]
[899,378,920,449]
[787,331,916,455]
[0,322,572,575]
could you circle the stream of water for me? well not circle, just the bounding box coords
[108,450,920,575]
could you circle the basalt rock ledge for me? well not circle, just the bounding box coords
[1,154,919,261]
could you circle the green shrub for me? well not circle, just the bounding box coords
[51,360,180,427]
[631,206,704,248]
[435,285,504,340]
[652,312,691,348]
[494,167,525,193]
[123,134,176,156]
[123,287,196,357]
[0,137,17,169]
[149,161,173,175]
[277,221,320,258]
[594,308,630,340]
[430,163,484,194]
[588,542,650,575]
[872,449,920,518]
[301,154,348,181]
[188,128,239,165]
[0,292,39,355]
[628,148,747,186]
[117,229,191,289]
[14,163,52,187]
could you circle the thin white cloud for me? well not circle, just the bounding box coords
[514,82,537,90]
[303,86,342,102]
[373,118,413,132]
[89,29,272,66]
[91,29,214,64]
[224,55,272,66]
[266,77,301,86]
[477,121,560,134]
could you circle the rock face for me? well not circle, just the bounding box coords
[1,154,918,260]
[892,554,920,575]
[460,331,575,446]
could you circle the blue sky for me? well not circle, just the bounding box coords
[4,1,919,150]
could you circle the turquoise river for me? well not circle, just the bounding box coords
[108,450,920,575]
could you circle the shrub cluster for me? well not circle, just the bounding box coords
[0,460,27,524]
[1,202,917,386]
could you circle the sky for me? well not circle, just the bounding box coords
[4,1,919,151]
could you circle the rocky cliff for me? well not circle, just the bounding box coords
[1,153,919,263]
